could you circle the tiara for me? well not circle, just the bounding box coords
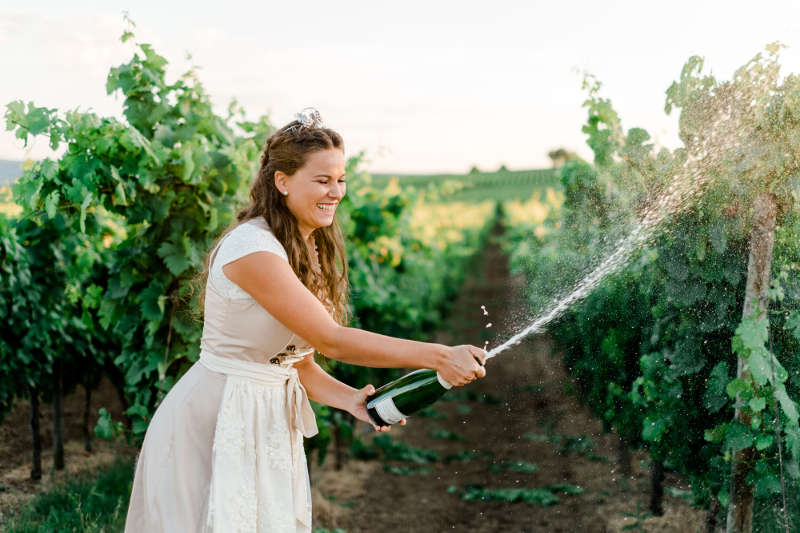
[290,107,323,131]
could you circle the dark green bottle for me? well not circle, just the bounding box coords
[366,369,452,426]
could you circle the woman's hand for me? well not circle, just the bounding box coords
[347,384,407,432]
[436,345,487,387]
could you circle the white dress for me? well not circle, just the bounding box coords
[125,217,318,533]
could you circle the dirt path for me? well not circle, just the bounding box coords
[0,225,708,531]
[0,376,134,521]
[312,228,706,532]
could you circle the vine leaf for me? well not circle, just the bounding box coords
[775,385,799,426]
[158,240,191,276]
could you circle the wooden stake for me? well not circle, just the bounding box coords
[726,192,778,533]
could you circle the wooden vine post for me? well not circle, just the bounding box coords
[726,192,778,533]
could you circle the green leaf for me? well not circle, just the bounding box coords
[44,190,59,219]
[754,433,773,451]
[704,362,730,413]
[754,472,782,498]
[786,311,800,343]
[748,397,766,413]
[705,424,727,443]
[724,422,753,452]
[642,417,667,442]
[79,194,92,233]
[139,282,167,322]
[94,407,120,440]
[182,145,195,182]
[158,240,191,276]
[709,223,727,254]
[735,314,769,353]
[726,378,750,399]
[746,347,772,386]
[775,385,799,425]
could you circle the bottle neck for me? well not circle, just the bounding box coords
[436,372,453,390]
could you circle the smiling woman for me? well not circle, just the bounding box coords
[123,109,487,533]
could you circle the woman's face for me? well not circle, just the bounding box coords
[275,148,347,239]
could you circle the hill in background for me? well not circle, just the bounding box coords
[0,160,22,186]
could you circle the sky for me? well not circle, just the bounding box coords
[2,1,800,173]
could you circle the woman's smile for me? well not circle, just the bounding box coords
[316,201,338,214]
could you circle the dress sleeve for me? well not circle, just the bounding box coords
[209,222,289,300]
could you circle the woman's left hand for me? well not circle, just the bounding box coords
[348,384,406,433]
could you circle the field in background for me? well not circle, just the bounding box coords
[372,168,559,203]
[0,187,21,218]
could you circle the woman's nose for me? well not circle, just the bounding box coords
[329,183,345,198]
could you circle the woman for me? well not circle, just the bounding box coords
[124,109,487,533]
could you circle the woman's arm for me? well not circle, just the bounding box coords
[224,251,486,386]
[294,354,400,432]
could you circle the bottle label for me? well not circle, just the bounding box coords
[436,372,453,390]
[373,396,406,424]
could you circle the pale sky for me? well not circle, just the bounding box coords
[2,1,800,173]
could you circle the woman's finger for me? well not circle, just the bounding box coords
[473,347,487,366]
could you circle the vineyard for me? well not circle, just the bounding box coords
[0,26,799,533]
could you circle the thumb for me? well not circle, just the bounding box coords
[362,384,376,397]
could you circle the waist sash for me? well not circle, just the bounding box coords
[200,349,318,530]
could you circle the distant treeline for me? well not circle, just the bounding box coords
[0,160,22,186]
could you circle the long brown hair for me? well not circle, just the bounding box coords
[196,120,350,325]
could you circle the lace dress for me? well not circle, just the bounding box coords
[124,217,318,533]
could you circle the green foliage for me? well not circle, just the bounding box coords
[371,434,441,464]
[443,450,493,463]
[428,427,465,441]
[447,483,581,506]
[440,389,501,405]
[488,460,538,474]
[382,464,434,476]
[418,406,447,419]
[620,501,652,532]
[504,44,800,509]
[94,407,124,441]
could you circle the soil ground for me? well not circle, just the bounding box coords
[0,227,709,532]
[311,229,707,533]
[0,375,134,522]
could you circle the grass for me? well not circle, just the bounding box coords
[1,457,135,533]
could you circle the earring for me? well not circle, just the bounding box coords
[282,190,288,196]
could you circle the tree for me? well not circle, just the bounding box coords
[547,148,578,168]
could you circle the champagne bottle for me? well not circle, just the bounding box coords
[366,369,453,426]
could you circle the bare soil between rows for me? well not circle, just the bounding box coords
[311,230,706,533]
[0,227,707,532]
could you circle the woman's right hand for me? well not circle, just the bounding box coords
[437,345,487,387]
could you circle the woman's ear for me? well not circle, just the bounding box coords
[274,170,288,195]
